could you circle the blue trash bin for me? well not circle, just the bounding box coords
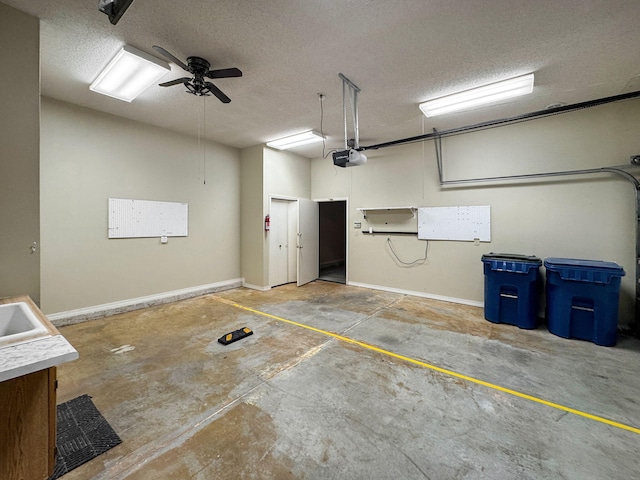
[481,253,542,329]
[544,258,625,346]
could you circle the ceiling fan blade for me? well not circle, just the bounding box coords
[152,45,188,71]
[204,82,231,103]
[159,77,191,87]
[206,68,243,79]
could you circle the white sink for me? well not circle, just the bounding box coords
[0,302,50,347]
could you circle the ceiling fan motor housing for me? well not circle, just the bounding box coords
[187,57,211,76]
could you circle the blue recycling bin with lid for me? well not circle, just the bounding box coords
[544,258,625,346]
[481,253,542,329]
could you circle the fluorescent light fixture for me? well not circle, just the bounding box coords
[419,73,534,117]
[90,45,170,102]
[266,131,325,150]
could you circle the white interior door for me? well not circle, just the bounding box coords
[297,198,319,286]
[287,201,298,283]
[269,199,290,287]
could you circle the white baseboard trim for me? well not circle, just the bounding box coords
[242,282,271,292]
[347,281,484,308]
[48,278,243,327]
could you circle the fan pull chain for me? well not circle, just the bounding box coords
[197,96,202,182]
[203,95,206,185]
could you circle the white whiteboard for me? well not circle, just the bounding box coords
[418,205,490,241]
[108,198,188,238]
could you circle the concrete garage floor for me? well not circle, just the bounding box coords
[55,282,640,479]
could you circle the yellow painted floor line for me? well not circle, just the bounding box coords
[214,296,640,435]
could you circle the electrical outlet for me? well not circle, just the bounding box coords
[474,238,480,246]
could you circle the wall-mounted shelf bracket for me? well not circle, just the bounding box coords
[356,206,417,219]
[363,230,417,235]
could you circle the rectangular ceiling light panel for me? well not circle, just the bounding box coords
[266,131,325,150]
[90,45,170,102]
[419,73,534,117]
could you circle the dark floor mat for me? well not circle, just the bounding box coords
[50,394,122,479]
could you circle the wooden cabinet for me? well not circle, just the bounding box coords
[0,295,77,479]
[0,367,57,480]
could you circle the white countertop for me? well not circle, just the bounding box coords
[0,334,79,382]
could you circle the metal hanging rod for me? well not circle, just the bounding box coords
[338,73,361,93]
[360,89,640,152]
[439,167,639,187]
[339,73,361,149]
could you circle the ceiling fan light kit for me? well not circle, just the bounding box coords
[419,73,535,117]
[266,131,325,150]
[90,45,170,102]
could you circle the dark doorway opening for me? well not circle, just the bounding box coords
[318,201,346,284]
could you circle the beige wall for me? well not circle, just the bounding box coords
[312,99,640,328]
[240,145,266,287]
[239,146,311,289]
[0,4,40,303]
[40,98,241,314]
[264,147,311,200]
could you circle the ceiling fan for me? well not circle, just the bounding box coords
[152,45,242,103]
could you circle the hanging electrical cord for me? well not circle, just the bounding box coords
[422,116,426,199]
[319,93,338,159]
[434,128,444,183]
[387,236,429,266]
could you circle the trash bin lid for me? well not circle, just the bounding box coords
[482,253,541,264]
[544,257,625,272]
[482,253,541,274]
[544,257,625,284]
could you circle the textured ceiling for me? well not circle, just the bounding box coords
[4,0,640,158]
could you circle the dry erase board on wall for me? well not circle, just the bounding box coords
[108,198,188,238]
[418,205,490,241]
